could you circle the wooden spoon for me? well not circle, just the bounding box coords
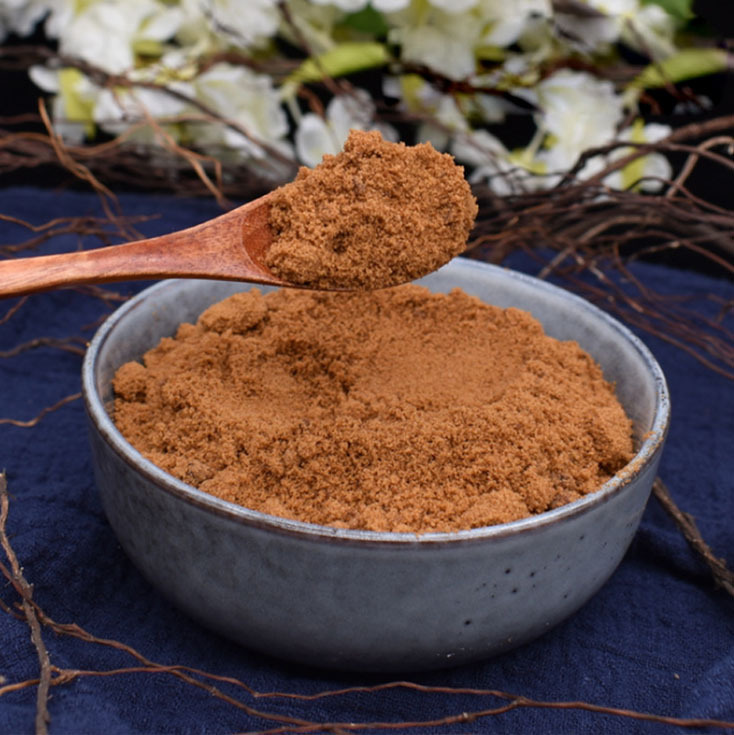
[0,192,294,299]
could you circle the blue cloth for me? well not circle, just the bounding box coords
[1,186,732,734]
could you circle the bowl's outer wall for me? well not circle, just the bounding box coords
[84,260,668,671]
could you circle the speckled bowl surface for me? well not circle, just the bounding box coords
[82,258,670,672]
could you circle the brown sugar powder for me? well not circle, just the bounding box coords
[112,286,634,533]
[265,130,478,290]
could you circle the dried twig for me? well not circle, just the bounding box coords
[0,296,28,324]
[0,392,81,428]
[0,472,52,735]
[0,336,86,359]
[0,212,152,255]
[653,477,734,598]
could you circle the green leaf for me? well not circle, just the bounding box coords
[133,38,164,58]
[285,42,390,86]
[620,119,646,192]
[475,45,506,62]
[398,74,426,111]
[73,0,97,13]
[58,67,95,138]
[342,7,389,37]
[629,48,728,89]
[641,0,694,21]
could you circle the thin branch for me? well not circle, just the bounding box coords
[653,477,734,597]
[0,392,82,428]
[0,296,28,324]
[0,336,86,359]
[0,473,52,734]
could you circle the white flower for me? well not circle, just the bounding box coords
[392,10,482,81]
[452,129,541,196]
[308,0,368,11]
[533,119,672,190]
[12,0,679,192]
[96,61,292,159]
[93,84,188,140]
[622,4,676,59]
[383,74,471,150]
[274,0,343,56]
[416,93,471,149]
[555,0,676,58]
[479,0,552,47]
[456,69,666,195]
[388,0,552,82]
[603,121,672,192]
[587,0,638,13]
[0,0,51,40]
[455,117,671,195]
[55,0,182,74]
[372,0,410,11]
[535,69,624,172]
[189,63,291,159]
[295,88,396,167]
[307,0,478,11]
[179,0,280,49]
[429,0,479,12]
[28,64,101,144]
[473,94,510,124]
[452,128,508,169]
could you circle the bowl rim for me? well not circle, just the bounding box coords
[82,259,670,547]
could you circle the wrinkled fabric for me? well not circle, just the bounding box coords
[0,187,732,734]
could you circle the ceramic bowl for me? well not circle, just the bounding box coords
[82,258,669,672]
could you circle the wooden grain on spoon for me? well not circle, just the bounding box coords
[0,193,287,299]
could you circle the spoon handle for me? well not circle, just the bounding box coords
[0,235,195,298]
[0,201,277,299]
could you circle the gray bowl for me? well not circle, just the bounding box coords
[82,259,669,672]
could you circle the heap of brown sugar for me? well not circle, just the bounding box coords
[265,130,478,290]
[113,286,634,533]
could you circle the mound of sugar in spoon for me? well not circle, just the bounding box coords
[265,129,478,290]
